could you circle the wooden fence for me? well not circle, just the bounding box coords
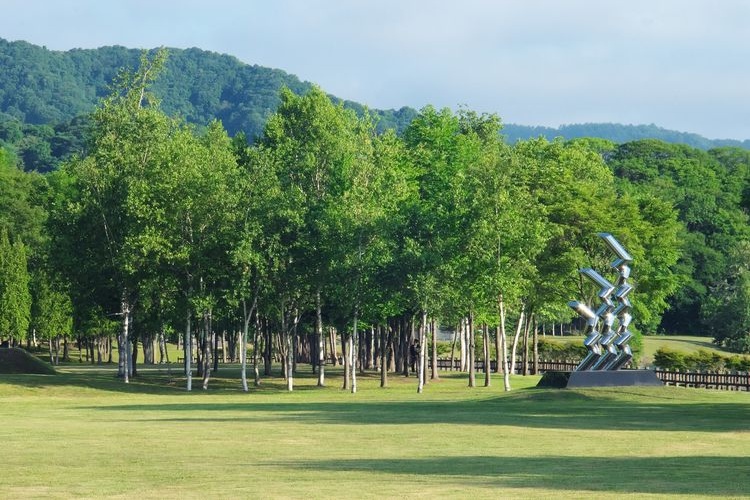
[437,358,750,391]
[436,358,578,374]
[654,368,750,391]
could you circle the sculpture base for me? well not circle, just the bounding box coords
[537,370,662,388]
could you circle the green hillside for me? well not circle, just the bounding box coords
[0,38,746,173]
[0,38,417,172]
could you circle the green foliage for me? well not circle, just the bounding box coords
[31,271,73,341]
[536,338,587,361]
[606,140,750,335]
[2,42,748,368]
[0,229,32,342]
[652,347,750,372]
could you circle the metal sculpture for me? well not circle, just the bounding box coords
[569,233,634,371]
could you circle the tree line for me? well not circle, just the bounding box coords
[1,52,749,392]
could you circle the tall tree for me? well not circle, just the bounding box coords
[59,49,170,382]
[261,86,369,390]
[0,230,32,345]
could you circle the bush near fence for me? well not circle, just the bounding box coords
[653,347,750,372]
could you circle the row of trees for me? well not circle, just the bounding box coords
[1,51,749,392]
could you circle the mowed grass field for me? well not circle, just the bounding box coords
[1,362,749,499]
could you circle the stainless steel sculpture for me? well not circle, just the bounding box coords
[569,233,634,371]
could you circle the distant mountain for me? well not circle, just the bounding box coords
[502,123,750,150]
[0,38,746,172]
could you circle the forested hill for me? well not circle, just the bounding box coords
[0,38,416,138]
[0,38,747,173]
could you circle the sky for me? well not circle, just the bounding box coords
[2,0,749,140]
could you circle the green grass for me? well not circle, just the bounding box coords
[1,364,748,499]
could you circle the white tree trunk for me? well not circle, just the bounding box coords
[121,294,130,384]
[241,302,249,392]
[430,319,439,380]
[498,295,511,391]
[351,308,358,394]
[185,309,192,392]
[510,308,525,376]
[468,312,475,388]
[316,288,325,386]
[483,323,491,387]
[417,311,427,393]
[460,318,467,371]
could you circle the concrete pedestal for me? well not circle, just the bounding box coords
[537,369,663,388]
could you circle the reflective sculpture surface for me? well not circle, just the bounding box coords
[570,233,634,371]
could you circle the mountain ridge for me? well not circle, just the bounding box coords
[0,37,747,163]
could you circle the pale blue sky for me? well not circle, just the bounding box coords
[2,0,749,139]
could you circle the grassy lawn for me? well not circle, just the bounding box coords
[1,363,748,499]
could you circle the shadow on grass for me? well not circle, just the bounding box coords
[271,455,749,496]
[668,337,727,352]
[87,389,750,432]
[0,364,332,394]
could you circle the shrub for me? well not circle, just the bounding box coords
[653,347,750,372]
[536,338,586,361]
[653,348,687,370]
[726,355,750,371]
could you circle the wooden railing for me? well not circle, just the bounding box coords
[436,358,579,374]
[654,368,750,391]
[437,358,750,391]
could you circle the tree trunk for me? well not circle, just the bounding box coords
[158,326,166,364]
[48,336,54,365]
[380,324,389,388]
[316,288,325,386]
[221,330,227,364]
[510,307,525,376]
[142,333,154,365]
[417,311,427,393]
[498,294,511,391]
[241,300,252,392]
[329,327,338,366]
[430,319,439,380]
[185,309,192,391]
[263,318,272,376]
[461,317,468,372]
[120,294,130,384]
[533,315,539,375]
[253,311,261,386]
[342,332,350,390]
[522,310,531,376]
[351,308,358,394]
[468,312,476,388]
[483,323,491,387]
[402,317,411,377]
[449,324,458,371]
[292,315,298,375]
[130,334,138,378]
[367,326,374,370]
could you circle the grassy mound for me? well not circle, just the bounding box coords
[0,348,56,375]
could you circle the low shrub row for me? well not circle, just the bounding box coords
[653,347,750,372]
